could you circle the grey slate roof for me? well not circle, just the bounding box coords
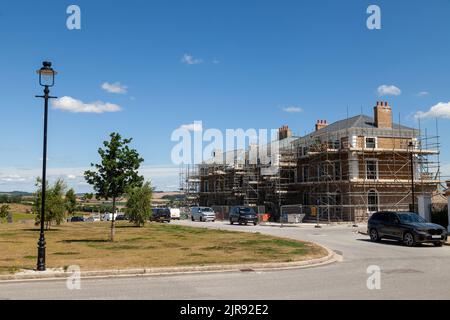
[312,114,417,135]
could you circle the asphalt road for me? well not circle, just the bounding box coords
[1,221,449,300]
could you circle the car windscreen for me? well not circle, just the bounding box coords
[200,208,213,212]
[398,213,426,224]
[238,208,256,215]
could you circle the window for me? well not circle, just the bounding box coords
[365,137,377,149]
[366,160,378,180]
[302,166,309,182]
[318,163,327,180]
[203,181,209,192]
[368,190,379,212]
[334,161,341,180]
[302,193,309,206]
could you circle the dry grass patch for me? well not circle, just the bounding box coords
[0,221,327,274]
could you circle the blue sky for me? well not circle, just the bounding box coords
[0,0,449,192]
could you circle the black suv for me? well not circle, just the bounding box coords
[368,211,447,247]
[150,208,171,223]
[70,216,85,222]
[229,206,258,226]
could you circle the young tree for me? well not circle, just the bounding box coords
[0,204,10,222]
[33,178,67,230]
[126,181,153,227]
[65,188,77,216]
[84,132,144,241]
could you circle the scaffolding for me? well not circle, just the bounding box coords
[180,116,442,223]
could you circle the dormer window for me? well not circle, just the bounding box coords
[365,137,377,149]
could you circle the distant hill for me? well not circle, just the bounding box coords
[0,191,33,197]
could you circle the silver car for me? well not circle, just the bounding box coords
[191,207,216,222]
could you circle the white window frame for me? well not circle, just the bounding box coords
[365,159,379,180]
[365,137,378,149]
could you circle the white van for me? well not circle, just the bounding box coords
[190,207,216,222]
[169,208,181,220]
[102,212,118,221]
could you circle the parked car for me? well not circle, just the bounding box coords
[85,215,101,222]
[229,206,258,226]
[70,216,85,222]
[368,211,448,247]
[190,207,216,222]
[115,214,127,221]
[169,208,181,220]
[151,208,171,223]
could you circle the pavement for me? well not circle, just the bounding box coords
[1,220,450,300]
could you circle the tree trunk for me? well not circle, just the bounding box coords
[110,197,116,242]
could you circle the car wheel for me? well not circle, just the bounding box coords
[369,229,380,242]
[212,220,215,223]
[200,216,203,222]
[191,216,194,221]
[230,220,234,225]
[253,222,257,226]
[403,232,416,247]
[434,242,443,247]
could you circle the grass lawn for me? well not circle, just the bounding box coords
[11,213,37,222]
[0,221,327,274]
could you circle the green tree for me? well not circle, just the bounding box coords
[84,132,144,241]
[126,181,153,227]
[33,178,67,230]
[82,193,93,203]
[0,204,10,222]
[65,188,77,216]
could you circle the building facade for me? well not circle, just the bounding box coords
[188,102,440,222]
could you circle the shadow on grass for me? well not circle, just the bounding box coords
[61,239,109,244]
[22,228,61,232]
[115,225,141,229]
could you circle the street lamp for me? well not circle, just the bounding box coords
[35,61,57,271]
[408,141,416,213]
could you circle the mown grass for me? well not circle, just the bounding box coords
[0,221,327,274]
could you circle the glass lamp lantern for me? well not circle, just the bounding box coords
[36,61,57,87]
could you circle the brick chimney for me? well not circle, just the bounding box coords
[315,120,328,131]
[374,101,392,129]
[278,125,292,140]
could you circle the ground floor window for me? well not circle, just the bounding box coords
[368,190,379,212]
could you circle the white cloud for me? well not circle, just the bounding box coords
[67,174,77,180]
[52,96,122,114]
[0,174,27,183]
[414,101,450,120]
[181,54,203,65]
[417,91,429,97]
[282,106,303,113]
[212,59,220,64]
[101,82,128,94]
[377,85,402,96]
[179,122,203,132]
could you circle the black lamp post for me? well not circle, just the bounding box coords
[408,141,416,213]
[35,61,57,271]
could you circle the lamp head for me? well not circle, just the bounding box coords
[37,61,57,87]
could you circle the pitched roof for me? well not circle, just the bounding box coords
[313,114,416,135]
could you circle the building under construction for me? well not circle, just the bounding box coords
[180,101,442,222]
